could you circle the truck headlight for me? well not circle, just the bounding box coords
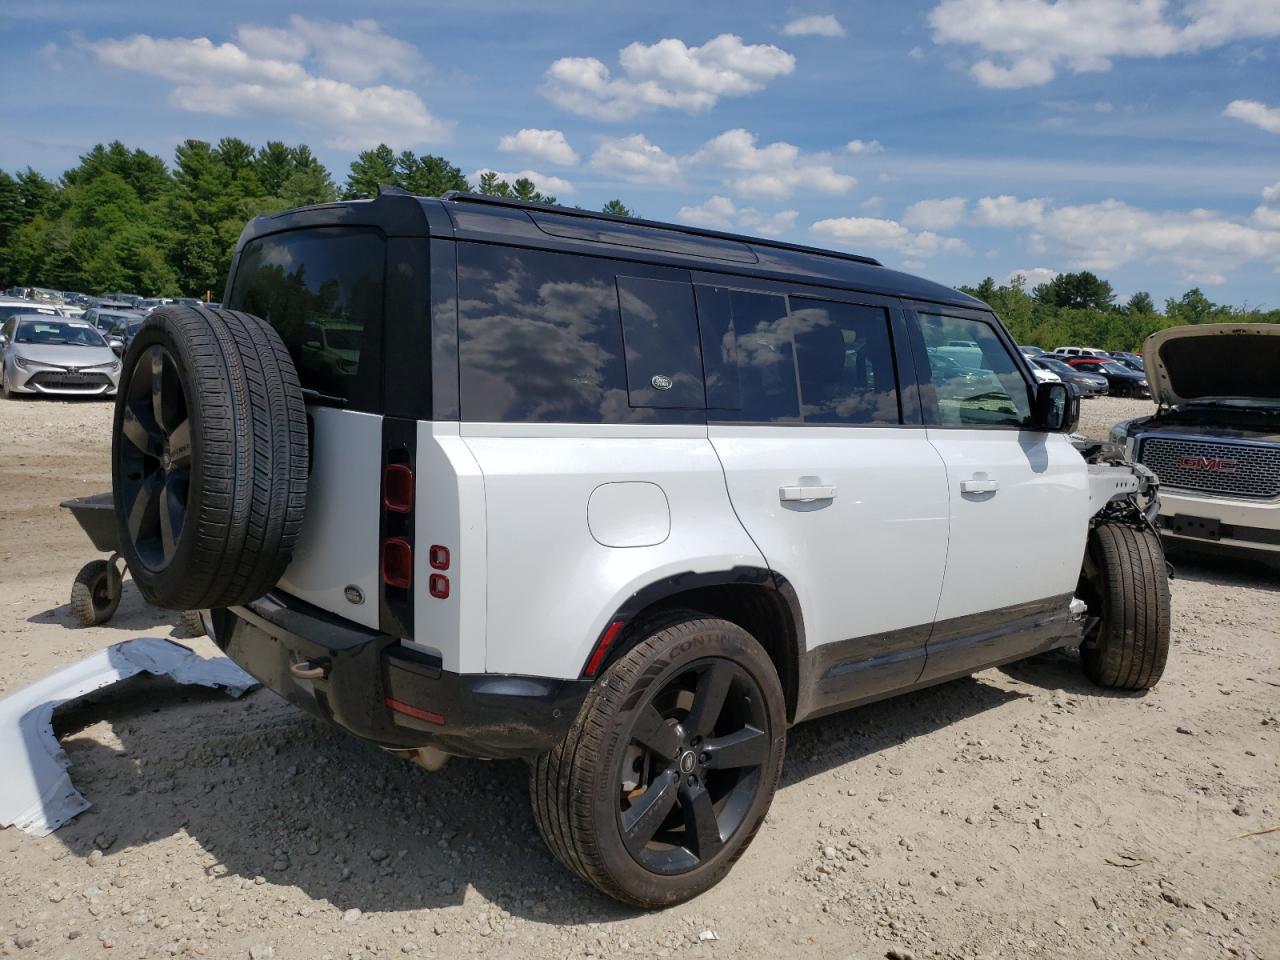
[1109,420,1132,443]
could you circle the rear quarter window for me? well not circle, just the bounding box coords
[227,227,385,411]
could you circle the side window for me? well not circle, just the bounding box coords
[695,286,799,423]
[790,298,900,425]
[915,313,1032,428]
[617,276,704,408]
[458,245,631,423]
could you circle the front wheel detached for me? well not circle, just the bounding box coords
[531,613,786,907]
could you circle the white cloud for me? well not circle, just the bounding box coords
[973,194,1047,227]
[542,34,795,120]
[1253,181,1280,229]
[588,134,682,184]
[908,45,926,60]
[691,128,855,199]
[498,128,579,166]
[1264,182,1280,204]
[903,196,967,230]
[469,169,574,196]
[676,196,798,236]
[930,0,1280,88]
[845,138,883,154]
[1030,199,1280,277]
[811,216,970,258]
[1004,267,1059,288]
[782,15,846,37]
[90,21,448,148]
[1225,99,1280,134]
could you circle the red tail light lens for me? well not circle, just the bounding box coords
[584,620,625,678]
[381,537,412,589]
[383,464,414,513]
[428,573,450,599]
[385,697,444,725]
[429,545,450,570]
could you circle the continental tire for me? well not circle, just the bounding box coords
[531,612,786,907]
[110,305,308,610]
[1081,523,1171,690]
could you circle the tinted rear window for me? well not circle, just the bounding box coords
[228,227,385,410]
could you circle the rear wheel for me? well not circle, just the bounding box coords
[1079,523,1171,690]
[70,559,121,627]
[531,613,786,907]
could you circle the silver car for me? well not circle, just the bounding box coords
[0,315,121,398]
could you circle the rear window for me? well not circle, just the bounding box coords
[228,227,385,410]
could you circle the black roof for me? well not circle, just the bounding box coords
[236,189,985,311]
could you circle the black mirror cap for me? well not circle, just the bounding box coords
[1035,380,1080,433]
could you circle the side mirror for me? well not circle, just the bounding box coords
[108,337,125,355]
[1034,380,1080,433]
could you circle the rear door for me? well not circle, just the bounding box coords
[903,306,1090,684]
[226,226,388,628]
[698,281,950,717]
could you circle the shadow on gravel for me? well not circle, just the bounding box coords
[41,668,1031,924]
[1165,552,1279,593]
[26,579,178,634]
[998,646,1148,698]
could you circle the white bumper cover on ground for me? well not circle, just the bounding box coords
[0,638,257,837]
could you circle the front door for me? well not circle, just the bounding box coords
[903,306,1091,685]
[696,282,950,719]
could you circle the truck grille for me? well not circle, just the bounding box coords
[1138,436,1280,499]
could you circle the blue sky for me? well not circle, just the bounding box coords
[3,1,1279,306]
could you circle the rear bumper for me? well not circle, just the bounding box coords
[211,594,590,759]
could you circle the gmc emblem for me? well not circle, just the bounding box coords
[1178,455,1236,473]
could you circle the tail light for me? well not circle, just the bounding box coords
[383,464,414,513]
[583,620,625,678]
[381,537,412,589]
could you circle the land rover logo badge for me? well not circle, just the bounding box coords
[345,585,365,605]
[651,374,673,391]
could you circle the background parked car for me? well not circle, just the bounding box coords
[99,312,145,355]
[1066,358,1150,397]
[1032,356,1109,396]
[1053,346,1112,359]
[0,316,121,398]
[1110,351,1145,371]
[0,298,63,322]
[1018,345,1048,358]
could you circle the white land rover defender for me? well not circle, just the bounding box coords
[107,190,1170,907]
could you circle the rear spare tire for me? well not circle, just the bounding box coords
[111,305,308,610]
[1079,522,1171,690]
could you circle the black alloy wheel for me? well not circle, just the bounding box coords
[619,658,770,875]
[117,345,191,571]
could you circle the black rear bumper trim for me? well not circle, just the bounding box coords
[212,594,589,759]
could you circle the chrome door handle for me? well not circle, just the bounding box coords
[779,484,836,502]
[960,478,999,494]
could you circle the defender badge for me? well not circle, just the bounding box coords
[651,374,673,391]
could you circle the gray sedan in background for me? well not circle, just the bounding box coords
[0,316,121,398]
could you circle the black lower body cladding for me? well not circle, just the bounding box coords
[110,305,308,610]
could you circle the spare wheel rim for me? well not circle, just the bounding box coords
[119,345,192,571]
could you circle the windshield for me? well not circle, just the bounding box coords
[0,305,60,320]
[1099,362,1134,375]
[15,321,106,346]
[1037,358,1075,375]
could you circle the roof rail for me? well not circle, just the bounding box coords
[439,191,882,267]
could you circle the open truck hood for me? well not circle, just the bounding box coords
[1143,323,1280,408]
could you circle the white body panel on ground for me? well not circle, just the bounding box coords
[460,423,764,679]
[924,429,1090,620]
[708,424,951,651]
[277,407,383,629]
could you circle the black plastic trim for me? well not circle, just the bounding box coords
[379,417,416,639]
[215,593,589,759]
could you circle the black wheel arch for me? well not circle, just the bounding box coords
[583,566,804,723]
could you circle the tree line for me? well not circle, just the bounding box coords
[960,271,1277,352]
[0,139,634,299]
[0,140,1275,351]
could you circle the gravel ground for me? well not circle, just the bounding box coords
[1,395,1276,960]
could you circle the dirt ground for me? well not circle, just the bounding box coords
[0,395,1276,960]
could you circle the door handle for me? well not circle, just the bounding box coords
[960,478,999,494]
[779,484,836,502]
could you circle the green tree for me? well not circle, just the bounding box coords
[344,145,398,199]
[1125,291,1155,315]
[1033,271,1115,311]
[601,199,635,217]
